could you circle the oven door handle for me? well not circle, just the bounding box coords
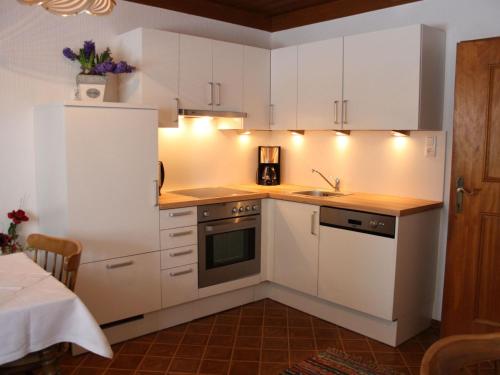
[204,217,258,233]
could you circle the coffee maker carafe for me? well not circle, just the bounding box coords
[257,146,281,185]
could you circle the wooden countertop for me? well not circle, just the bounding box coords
[159,184,443,216]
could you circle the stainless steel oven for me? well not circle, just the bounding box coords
[198,200,261,288]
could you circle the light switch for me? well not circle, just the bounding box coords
[425,136,437,157]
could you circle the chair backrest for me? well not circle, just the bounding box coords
[27,233,82,291]
[420,332,500,375]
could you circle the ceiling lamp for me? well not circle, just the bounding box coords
[18,0,116,16]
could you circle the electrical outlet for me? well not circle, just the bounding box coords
[425,136,437,157]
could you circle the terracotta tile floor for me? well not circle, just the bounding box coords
[59,299,494,375]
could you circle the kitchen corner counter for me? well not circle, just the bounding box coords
[159,184,443,216]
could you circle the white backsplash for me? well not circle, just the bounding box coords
[159,119,445,201]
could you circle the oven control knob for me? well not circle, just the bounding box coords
[232,207,238,214]
[239,207,244,212]
[369,220,378,228]
[203,211,210,217]
[245,205,251,211]
[252,205,258,211]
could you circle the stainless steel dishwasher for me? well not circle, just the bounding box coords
[318,207,398,320]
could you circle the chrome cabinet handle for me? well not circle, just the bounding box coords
[311,211,318,236]
[172,98,179,123]
[169,211,193,217]
[170,268,193,277]
[342,100,348,124]
[169,230,193,237]
[106,260,134,269]
[334,100,339,124]
[154,180,159,207]
[207,82,214,106]
[269,104,274,126]
[169,249,193,257]
[215,83,221,106]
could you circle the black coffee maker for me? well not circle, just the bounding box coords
[257,146,281,185]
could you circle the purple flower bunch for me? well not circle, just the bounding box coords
[63,40,135,76]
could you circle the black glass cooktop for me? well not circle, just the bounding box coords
[169,187,253,199]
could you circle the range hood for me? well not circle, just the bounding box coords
[178,108,247,118]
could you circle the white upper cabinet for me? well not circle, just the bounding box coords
[271,46,298,130]
[270,24,444,131]
[298,38,343,130]
[273,200,319,296]
[180,36,246,113]
[212,40,244,112]
[117,28,179,128]
[243,46,270,130]
[343,24,444,130]
[179,34,213,110]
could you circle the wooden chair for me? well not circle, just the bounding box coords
[27,233,82,291]
[421,332,500,375]
[0,234,82,375]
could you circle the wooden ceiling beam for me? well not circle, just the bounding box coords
[125,0,272,31]
[271,0,421,32]
[125,0,422,32]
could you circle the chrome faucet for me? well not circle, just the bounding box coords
[312,169,340,192]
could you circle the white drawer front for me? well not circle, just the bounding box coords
[161,226,197,249]
[161,246,198,270]
[75,252,161,325]
[160,207,197,229]
[161,264,198,308]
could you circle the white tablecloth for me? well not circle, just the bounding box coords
[0,253,113,365]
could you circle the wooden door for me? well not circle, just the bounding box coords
[243,46,270,130]
[442,37,500,337]
[298,37,343,130]
[179,34,213,110]
[212,40,244,112]
[271,46,298,130]
[343,24,421,130]
[273,200,319,296]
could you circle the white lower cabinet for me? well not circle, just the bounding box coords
[273,200,319,296]
[160,226,198,249]
[318,225,397,320]
[161,246,197,269]
[75,252,161,325]
[162,264,198,308]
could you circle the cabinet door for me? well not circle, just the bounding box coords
[318,226,397,320]
[75,252,161,325]
[142,29,179,127]
[161,264,198,308]
[179,34,213,110]
[271,46,298,130]
[65,106,160,264]
[213,40,244,112]
[298,38,343,130]
[343,25,421,130]
[273,200,319,296]
[118,29,179,128]
[243,46,270,130]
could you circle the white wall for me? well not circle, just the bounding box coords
[0,1,269,235]
[272,0,500,319]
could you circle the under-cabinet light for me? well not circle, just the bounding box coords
[334,130,351,136]
[391,130,410,137]
[289,130,305,136]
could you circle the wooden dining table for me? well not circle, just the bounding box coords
[0,252,113,366]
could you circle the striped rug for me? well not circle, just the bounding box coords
[282,348,401,375]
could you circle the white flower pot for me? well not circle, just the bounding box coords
[76,74,108,102]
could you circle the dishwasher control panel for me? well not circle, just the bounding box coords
[320,207,396,238]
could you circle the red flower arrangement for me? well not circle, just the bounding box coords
[0,209,29,255]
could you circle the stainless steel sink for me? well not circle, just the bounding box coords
[293,190,348,197]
